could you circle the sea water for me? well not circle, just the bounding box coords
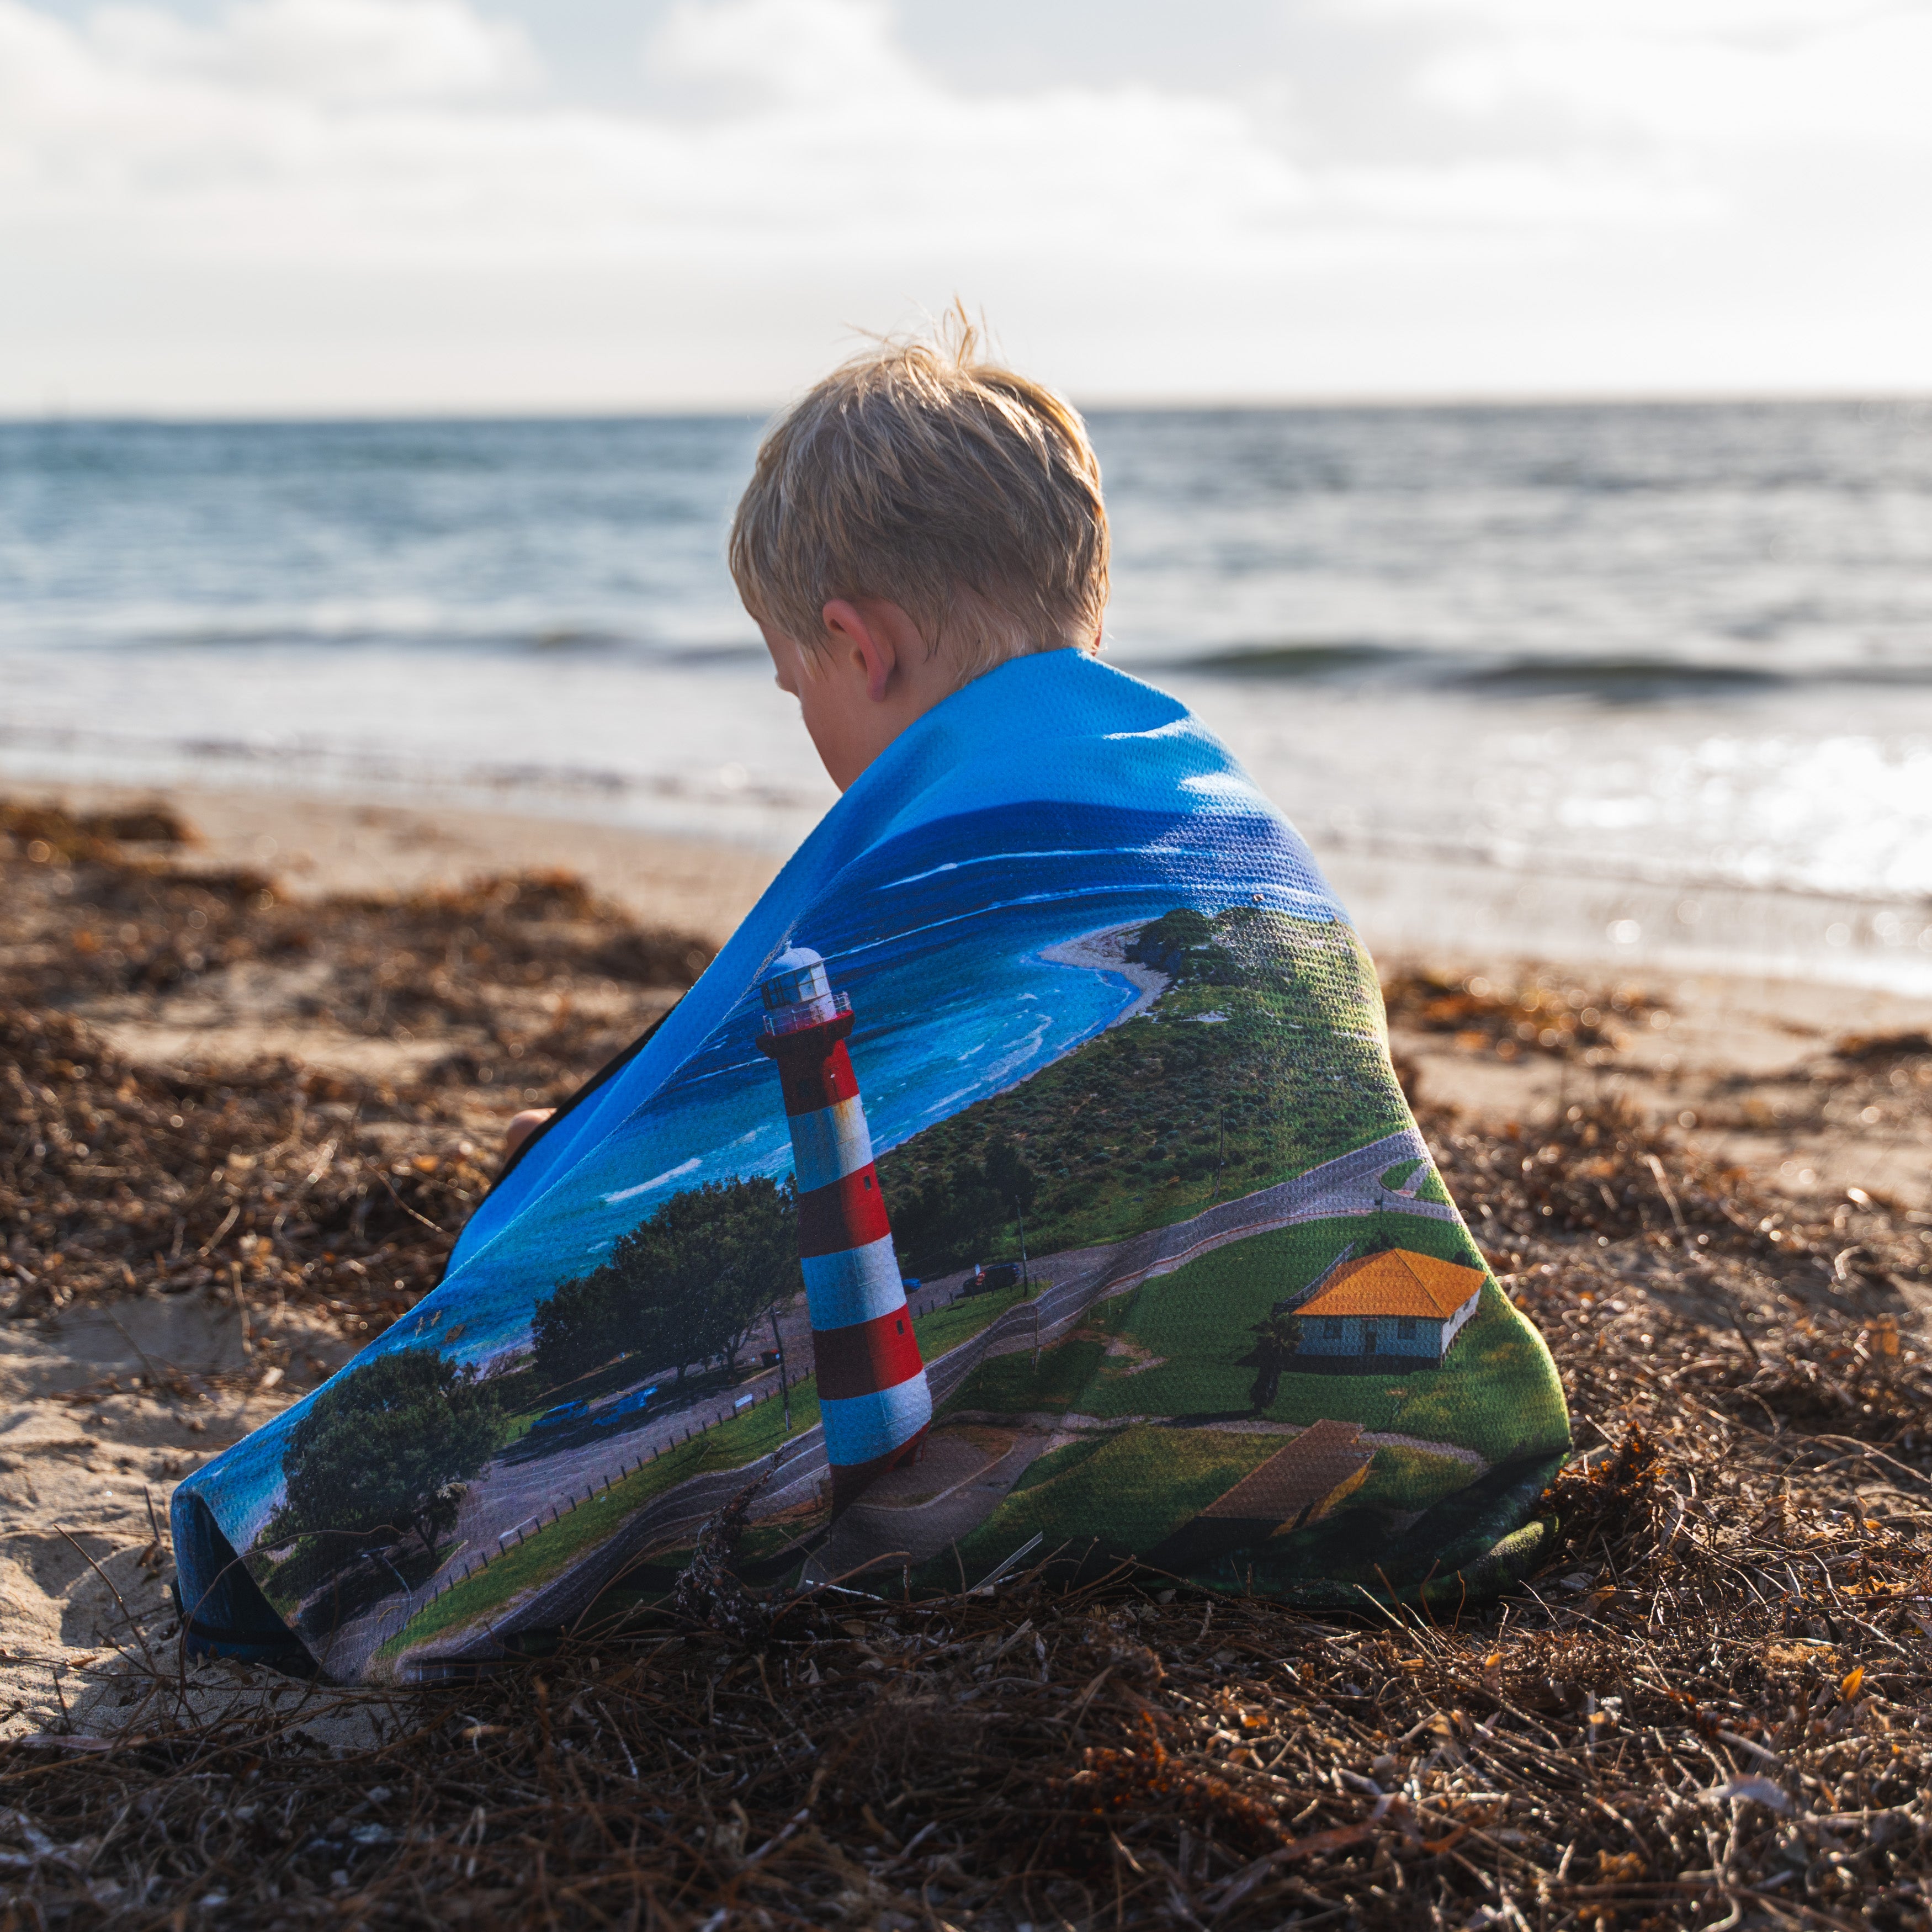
[3,401,1930,988]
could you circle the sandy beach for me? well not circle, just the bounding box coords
[1,783,773,1731]
[1038,922,1171,1022]
[4,777,1931,1914]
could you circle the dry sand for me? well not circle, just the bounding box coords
[3,780,1928,1740]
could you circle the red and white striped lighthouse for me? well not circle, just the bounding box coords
[756,945,930,1514]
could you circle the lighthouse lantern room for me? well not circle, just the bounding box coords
[760,947,850,1033]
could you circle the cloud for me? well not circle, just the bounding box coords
[652,0,921,105]
[0,0,1712,275]
[0,0,1925,406]
[1409,2,1932,147]
[605,1156,700,1203]
[87,0,534,103]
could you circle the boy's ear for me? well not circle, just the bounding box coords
[820,598,903,704]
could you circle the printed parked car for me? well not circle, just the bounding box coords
[964,1261,1022,1297]
[592,1384,660,1430]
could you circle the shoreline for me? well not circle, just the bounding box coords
[1,777,783,946]
[1037,921,1171,1022]
[9,765,1930,999]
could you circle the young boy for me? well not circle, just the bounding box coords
[500,320,1108,1166]
[176,321,1568,1682]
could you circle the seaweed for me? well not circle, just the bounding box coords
[6,805,1932,1926]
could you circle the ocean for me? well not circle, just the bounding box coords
[3,401,1929,989]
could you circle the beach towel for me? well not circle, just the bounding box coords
[172,649,1570,1682]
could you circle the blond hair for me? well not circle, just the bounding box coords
[729,311,1109,684]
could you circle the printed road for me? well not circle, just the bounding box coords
[328,1127,1445,1677]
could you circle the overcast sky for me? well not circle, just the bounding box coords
[4,0,1929,413]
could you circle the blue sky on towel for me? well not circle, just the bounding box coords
[3,0,1928,412]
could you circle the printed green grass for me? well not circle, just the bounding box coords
[936,1218,1567,1471]
[910,1281,1032,1358]
[942,1424,1281,1576]
[949,1337,1108,1417]
[1001,1431,1111,1496]
[942,1431,1508,1600]
[1354,1440,1475,1516]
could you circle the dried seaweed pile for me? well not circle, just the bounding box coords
[1,1003,492,1341]
[6,804,1932,1925]
[2,800,708,1065]
[4,1098,1929,1925]
[1691,1029,1932,1145]
[1381,967,1666,1063]
[2,802,714,1336]
[4,1409,1931,1931]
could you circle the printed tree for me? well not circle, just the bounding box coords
[532,1176,802,1394]
[530,1265,624,1388]
[263,1347,500,1568]
[1238,1312,1304,1410]
[890,1134,1037,1278]
[983,1137,1038,1226]
[624,1175,801,1374]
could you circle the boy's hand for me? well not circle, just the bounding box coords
[501,1108,554,1165]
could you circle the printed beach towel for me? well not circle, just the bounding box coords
[173,650,1572,1683]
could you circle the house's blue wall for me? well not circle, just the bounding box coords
[1298,1314,1443,1359]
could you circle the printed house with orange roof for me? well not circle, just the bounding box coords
[1286,1247,1485,1369]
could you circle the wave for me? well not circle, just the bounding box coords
[1452,656,1787,698]
[0,718,817,811]
[1166,641,1418,679]
[1164,641,1932,700]
[4,623,767,664]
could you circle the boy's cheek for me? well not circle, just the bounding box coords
[797,684,851,759]
[758,623,806,697]
[792,681,879,792]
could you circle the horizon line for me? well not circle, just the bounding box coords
[4,385,1929,428]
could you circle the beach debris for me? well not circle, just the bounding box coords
[5,810,1932,1924]
[669,1467,775,1644]
[1,798,191,866]
[1,798,717,1333]
[1381,965,1663,1060]
[1835,1028,1932,1065]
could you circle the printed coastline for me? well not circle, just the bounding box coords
[204,843,1566,1684]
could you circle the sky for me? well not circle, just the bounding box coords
[3,0,1930,413]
